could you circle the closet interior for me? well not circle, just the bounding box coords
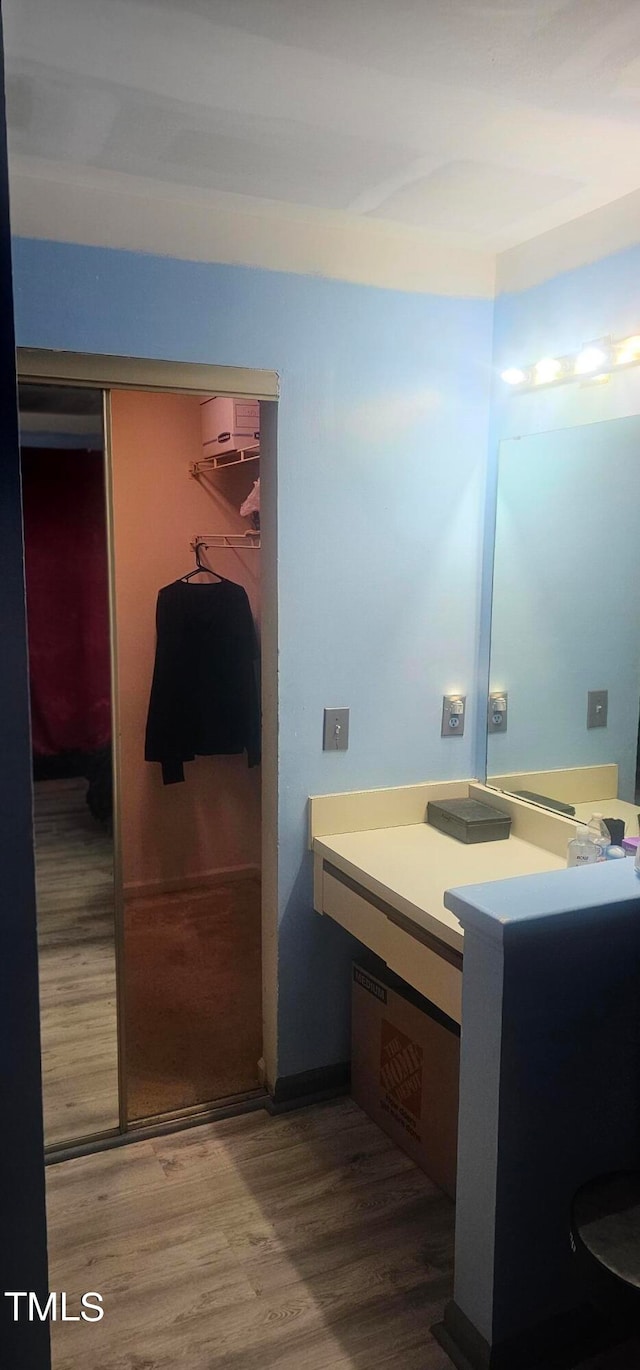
[20,379,264,1149]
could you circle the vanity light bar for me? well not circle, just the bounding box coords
[501,334,640,391]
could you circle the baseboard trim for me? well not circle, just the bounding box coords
[437,1298,622,1370]
[432,1319,476,1370]
[123,863,261,898]
[438,1303,491,1369]
[267,1062,351,1114]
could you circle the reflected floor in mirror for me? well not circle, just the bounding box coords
[124,875,262,1121]
[35,778,119,1146]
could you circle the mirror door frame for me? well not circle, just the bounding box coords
[18,348,280,1151]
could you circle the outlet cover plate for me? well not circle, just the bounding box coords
[488,691,508,735]
[441,695,466,738]
[323,707,349,751]
[587,689,608,729]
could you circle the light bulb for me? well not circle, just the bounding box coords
[534,357,562,384]
[501,367,526,386]
[575,346,607,375]
[616,335,640,366]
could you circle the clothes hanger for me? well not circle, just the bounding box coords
[181,542,225,583]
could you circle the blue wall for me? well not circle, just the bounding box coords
[12,238,494,1077]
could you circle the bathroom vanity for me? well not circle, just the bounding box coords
[310,779,572,1024]
[311,778,640,1368]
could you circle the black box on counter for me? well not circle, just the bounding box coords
[427,797,511,844]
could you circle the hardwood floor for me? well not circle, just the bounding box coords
[46,1097,456,1370]
[124,876,262,1121]
[35,778,119,1146]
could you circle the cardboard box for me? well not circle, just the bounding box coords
[200,397,260,455]
[351,962,460,1198]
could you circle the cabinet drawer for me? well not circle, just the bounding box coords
[384,919,462,1024]
[320,861,462,1024]
[323,869,394,963]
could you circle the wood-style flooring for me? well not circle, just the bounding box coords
[46,1096,456,1370]
[124,875,262,1121]
[44,1092,639,1370]
[34,778,119,1146]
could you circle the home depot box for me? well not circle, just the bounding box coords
[351,962,460,1198]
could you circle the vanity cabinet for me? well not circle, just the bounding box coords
[319,856,463,1024]
[311,782,571,1207]
[311,781,569,1034]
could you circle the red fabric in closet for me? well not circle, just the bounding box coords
[21,448,111,757]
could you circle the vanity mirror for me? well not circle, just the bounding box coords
[486,414,640,831]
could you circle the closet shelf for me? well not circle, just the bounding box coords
[192,532,261,551]
[190,446,260,478]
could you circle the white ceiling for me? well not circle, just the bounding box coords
[6,0,640,253]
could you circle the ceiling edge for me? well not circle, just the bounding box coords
[7,156,495,299]
[497,187,640,295]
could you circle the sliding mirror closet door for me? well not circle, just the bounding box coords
[109,389,263,1124]
[19,384,119,1147]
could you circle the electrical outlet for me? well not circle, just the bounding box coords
[323,708,349,751]
[488,691,508,735]
[587,690,608,729]
[441,695,466,738]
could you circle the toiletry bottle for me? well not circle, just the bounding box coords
[586,812,610,861]
[567,826,599,867]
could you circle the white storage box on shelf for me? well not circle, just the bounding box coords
[200,397,260,458]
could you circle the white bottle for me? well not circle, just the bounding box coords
[586,812,610,862]
[567,826,599,867]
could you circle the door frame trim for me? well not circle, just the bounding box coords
[17,348,279,401]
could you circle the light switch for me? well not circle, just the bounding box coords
[587,689,608,729]
[441,695,466,738]
[323,708,349,751]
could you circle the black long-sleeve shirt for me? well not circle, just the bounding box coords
[144,578,261,784]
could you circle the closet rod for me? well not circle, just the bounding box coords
[192,533,261,550]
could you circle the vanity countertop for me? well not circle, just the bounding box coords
[573,798,640,832]
[314,822,566,955]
